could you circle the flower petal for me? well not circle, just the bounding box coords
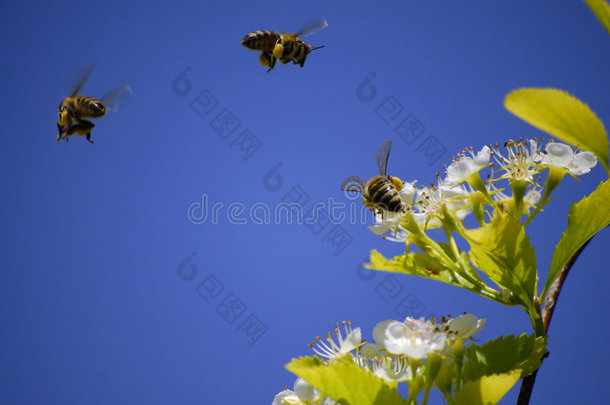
[273,390,304,405]
[544,143,574,167]
[568,151,597,175]
[447,313,486,338]
[294,378,319,402]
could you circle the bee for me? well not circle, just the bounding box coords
[241,20,327,72]
[341,140,406,214]
[57,65,132,144]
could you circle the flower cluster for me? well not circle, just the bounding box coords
[273,315,486,405]
[367,138,597,242]
[371,314,485,360]
[361,314,485,386]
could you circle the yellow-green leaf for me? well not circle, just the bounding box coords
[584,0,610,35]
[286,356,407,405]
[543,179,610,299]
[454,370,521,405]
[504,88,609,174]
[464,213,537,307]
[368,250,477,290]
[462,334,547,383]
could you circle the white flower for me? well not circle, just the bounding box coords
[541,142,597,175]
[443,145,491,188]
[310,321,361,360]
[398,179,418,204]
[524,187,542,207]
[369,212,411,242]
[372,356,412,382]
[568,151,597,175]
[412,183,473,226]
[382,226,410,242]
[492,139,543,183]
[542,142,573,167]
[446,313,486,338]
[272,390,304,405]
[368,210,404,236]
[442,184,474,220]
[293,378,320,403]
[360,342,386,359]
[373,318,447,359]
[319,397,337,405]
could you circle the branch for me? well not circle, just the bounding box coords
[516,239,592,405]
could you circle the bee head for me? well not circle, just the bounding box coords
[57,103,69,125]
[241,34,256,49]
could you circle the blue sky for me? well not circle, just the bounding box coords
[1,1,609,404]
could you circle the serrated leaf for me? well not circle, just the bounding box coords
[543,179,610,299]
[584,0,610,35]
[504,88,609,174]
[464,213,537,306]
[462,334,547,383]
[453,370,521,405]
[368,250,477,290]
[286,356,407,405]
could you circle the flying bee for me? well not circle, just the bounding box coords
[341,140,407,215]
[57,65,132,144]
[241,20,327,72]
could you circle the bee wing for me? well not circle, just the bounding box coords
[100,85,133,113]
[295,19,328,37]
[70,64,95,96]
[376,140,392,176]
[340,176,367,193]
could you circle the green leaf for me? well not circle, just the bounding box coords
[504,88,609,174]
[543,179,610,299]
[462,334,547,383]
[453,370,521,405]
[584,0,610,35]
[368,250,477,290]
[464,213,537,306]
[286,356,407,405]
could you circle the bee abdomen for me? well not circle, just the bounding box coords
[293,42,309,66]
[77,96,105,118]
[241,30,280,51]
[367,177,404,212]
[278,40,302,63]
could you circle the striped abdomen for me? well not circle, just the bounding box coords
[75,95,105,118]
[365,176,404,212]
[277,36,310,66]
[241,30,280,52]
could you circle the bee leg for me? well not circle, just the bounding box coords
[267,54,277,73]
[67,121,95,144]
[363,197,376,213]
[56,122,65,142]
[64,116,78,142]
